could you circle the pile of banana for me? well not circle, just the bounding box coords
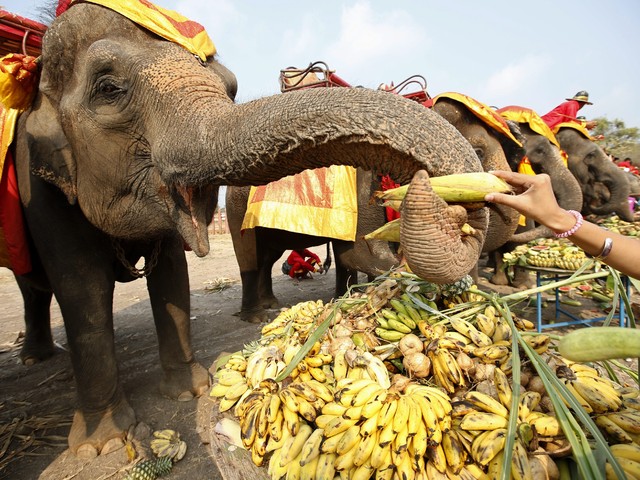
[209,270,640,480]
[502,238,588,271]
[125,429,187,480]
[597,215,640,237]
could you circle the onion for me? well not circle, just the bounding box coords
[402,352,431,378]
[398,333,423,356]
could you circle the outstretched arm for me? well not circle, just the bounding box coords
[485,170,640,279]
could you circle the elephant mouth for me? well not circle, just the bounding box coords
[171,184,216,257]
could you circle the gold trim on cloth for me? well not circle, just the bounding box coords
[498,106,561,149]
[72,0,215,60]
[433,93,522,147]
[241,166,358,241]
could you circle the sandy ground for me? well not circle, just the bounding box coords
[0,233,635,480]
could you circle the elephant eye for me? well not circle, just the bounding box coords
[474,147,485,162]
[95,77,126,100]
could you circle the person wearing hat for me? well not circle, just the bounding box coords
[541,90,598,130]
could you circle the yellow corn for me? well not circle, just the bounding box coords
[374,172,512,203]
[363,218,400,242]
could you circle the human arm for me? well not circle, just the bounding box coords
[484,170,640,279]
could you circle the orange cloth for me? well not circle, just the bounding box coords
[71,0,215,61]
[433,93,522,147]
[242,166,358,241]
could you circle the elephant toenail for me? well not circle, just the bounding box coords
[76,444,98,459]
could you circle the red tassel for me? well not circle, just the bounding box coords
[56,0,72,17]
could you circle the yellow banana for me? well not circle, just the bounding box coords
[474,313,496,338]
[606,410,640,434]
[459,412,509,431]
[572,378,621,413]
[449,317,493,347]
[611,443,640,462]
[493,367,513,408]
[298,427,324,466]
[442,429,466,474]
[307,379,334,403]
[335,424,362,455]
[321,401,348,416]
[465,391,509,418]
[411,413,429,457]
[395,448,417,480]
[334,441,359,472]
[361,389,388,419]
[279,423,313,467]
[314,452,337,480]
[351,459,374,480]
[323,415,359,438]
[487,448,505,480]
[351,382,387,407]
[560,378,594,414]
[470,428,507,466]
[296,396,318,423]
[518,391,542,422]
[362,351,392,389]
[216,368,246,386]
[392,395,411,433]
[333,350,349,381]
[412,394,441,445]
[492,320,512,343]
[511,440,533,480]
[352,430,378,467]
[370,441,392,470]
[595,414,634,444]
[526,412,561,437]
[299,454,319,480]
[282,402,301,436]
[405,395,423,437]
[377,396,399,430]
[427,442,448,474]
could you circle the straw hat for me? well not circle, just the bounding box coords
[566,90,593,105]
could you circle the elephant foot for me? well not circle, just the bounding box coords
[489,270,511,286]
[512,268,535,289]
[159,361,210,400]
[69,400,135,456]
[20,339,58,366]
[260,295,280,310]
[238,308,270,324]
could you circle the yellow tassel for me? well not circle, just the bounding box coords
[0,54,40,111]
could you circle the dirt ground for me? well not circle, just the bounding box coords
[0,233,635,480]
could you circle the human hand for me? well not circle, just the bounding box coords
[484,171,571,232]
[585,120,598,130]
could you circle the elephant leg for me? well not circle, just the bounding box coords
[147,237,209,401]
[489,250,511,286]
[333,242,359,297]
[511,267,535,289]
[257,245,285,309]
[15,274,56,365]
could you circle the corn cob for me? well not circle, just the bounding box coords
[374,172,513,204]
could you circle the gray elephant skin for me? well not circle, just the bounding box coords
[555,126,633,221]
[226,94,524,324]
[489,106,584,286]
[9,3,489,455]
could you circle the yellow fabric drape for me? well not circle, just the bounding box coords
[498,106,561,149]
[72,0,215,61]
[552,121,594,141]
[0,106,17,174]
[241,166,358,241]
[433,93,522,147]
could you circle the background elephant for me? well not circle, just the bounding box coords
[227,92,523,324]
[555,126,634,221]
[10,3,487,456]
[489,106,584,286]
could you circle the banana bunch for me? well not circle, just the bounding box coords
[606,443,640,480]
[224,351,248,373]
[149,429,187,462]
[374,295,425,342]
[245,345,287,387]
[558,364,624,414]
[554,245,588,271]
[596,408,640,445]
[332,348,392,389]
[283,340,333,383]
[427,345,466,393]
[260,299,325,338]
[210,367,250,412]
[598,215,640,237]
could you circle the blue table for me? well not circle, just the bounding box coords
[526,266,630,332]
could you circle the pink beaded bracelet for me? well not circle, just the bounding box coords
[554,210,583,238]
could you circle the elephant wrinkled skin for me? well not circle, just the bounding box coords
[226,94,523,324]
[11,4,486,455]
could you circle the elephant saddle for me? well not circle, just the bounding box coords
[241,165,358,241]
[0,106,30,274]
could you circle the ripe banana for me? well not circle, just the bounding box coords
[470,428,507,466]
[465,391,509,418]
[459,412,509,431]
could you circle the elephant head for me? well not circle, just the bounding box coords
[555,126,633,221]
[431,94,524,253]
[497,106,584,244]
[24,4,488,284]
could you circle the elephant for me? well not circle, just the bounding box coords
[6,2,489,456]
[488,106,584,286]
[226,92,524,324]
[554,125,634,221]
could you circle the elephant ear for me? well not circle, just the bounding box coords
[21,93,77,205]
[500,120,527,171]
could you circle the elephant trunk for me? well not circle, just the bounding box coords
[157,87,488,283]
[401,170,488,283]
[158,87,481,187]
